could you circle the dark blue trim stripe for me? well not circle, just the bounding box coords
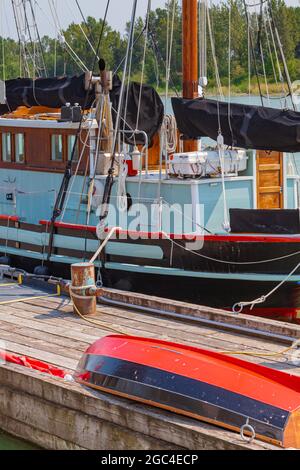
[76,355,289,444]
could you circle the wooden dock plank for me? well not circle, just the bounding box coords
[1,296,299,375]
[5,301,279,358]
[11,297,300,373]
[0,323,89,354]
[2,340,77,370]
[1,283,300,450]
[0,310,99,344]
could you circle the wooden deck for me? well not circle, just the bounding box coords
[0,280,300,450]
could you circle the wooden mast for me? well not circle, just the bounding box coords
[182,0,199,152]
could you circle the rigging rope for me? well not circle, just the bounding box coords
[243,0,264,106]
[74,0,97,52]
[162,115,177,155]
[0,9,6,81]
[255,8,270,105]
[266,7,287,107]
[163,231,300,266]
[47,0,111,260]
[98,0,138,234]
[117,155,129,213]
[199,0,207,88]
[61,0,99,62]
[136,0,151,131]
[267,0,297,111]
[227,5,234,146]
[207,5,224,100]
[60,110,96,222]
[28,0,48,76]
[48,0,88,72]
[217,133,231,232]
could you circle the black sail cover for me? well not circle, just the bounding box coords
[0,74,164,146]
[109,76,164,146]
[2,74,95,111]
[172,97,300,153]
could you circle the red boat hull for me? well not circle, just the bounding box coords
[75,335,300,449]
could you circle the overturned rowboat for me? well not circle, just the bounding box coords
[75,335,300,449]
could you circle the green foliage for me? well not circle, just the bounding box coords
[1,0,300,94]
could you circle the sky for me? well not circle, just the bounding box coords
[0,0,299,39]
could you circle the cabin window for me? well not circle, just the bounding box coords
[68,135,79,161]
[1,133,12,162]
[51,134,63,161]
[15,133,25,163]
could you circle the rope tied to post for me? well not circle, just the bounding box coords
[232,261,300,314]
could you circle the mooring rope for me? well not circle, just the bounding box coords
[232,261,300,314]
[69,287,127,336]
[0,284,62,306]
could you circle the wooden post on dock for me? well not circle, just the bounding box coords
[71,263,97,316]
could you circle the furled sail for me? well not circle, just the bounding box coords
[0,74,164,146]
[110,76,164,146]
[172,97,300,153]
[1,74,95,112]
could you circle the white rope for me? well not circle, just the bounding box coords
[232,261,300,314]
[266,8,287,107]
[64,0,99,60]
[217,134,231,232]
[91,227,122,262]
[161,114,177,155]
[262,10,280,102]
[48,0,89,72]
[161,225,300,266]
[12,0,31,77]
[117,154,129,213]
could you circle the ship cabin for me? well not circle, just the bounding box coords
[0,104,300,275]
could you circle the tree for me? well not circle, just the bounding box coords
[1,0,299,93]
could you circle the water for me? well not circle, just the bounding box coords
[0,431,39,450]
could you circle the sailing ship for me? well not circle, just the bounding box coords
[1,0,300,322]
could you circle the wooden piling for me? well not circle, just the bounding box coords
[71,263,97,316]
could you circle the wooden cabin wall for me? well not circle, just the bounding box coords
[256,151,284,210]
[0,127,89,174]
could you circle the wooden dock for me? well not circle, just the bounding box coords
[0,280,300,450]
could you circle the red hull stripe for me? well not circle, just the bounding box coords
[245,306,300,322]
[86,336,300,412]
[39,221,300,243]
[39,220,96,233]
[0,215,19,222]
